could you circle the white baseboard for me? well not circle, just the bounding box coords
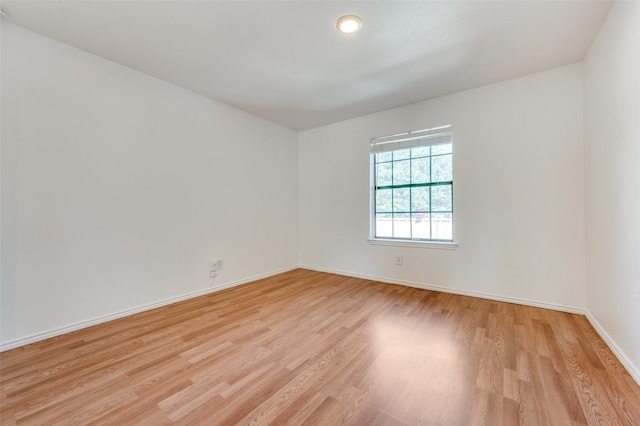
[299,264,585,314]
[4,264,639,388]
[0,266,297,352]
[300,264,640,387]
[585,312,640,386]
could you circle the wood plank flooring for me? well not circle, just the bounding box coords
[2,269,640,425]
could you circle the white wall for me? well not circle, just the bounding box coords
[299,64,586,311]
[0,23,299,348]
[584,1,640,381]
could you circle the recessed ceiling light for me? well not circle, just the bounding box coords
[336,15,362,34]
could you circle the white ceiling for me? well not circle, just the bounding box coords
[1,1,612,130]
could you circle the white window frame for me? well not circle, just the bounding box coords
[368,125,457,249]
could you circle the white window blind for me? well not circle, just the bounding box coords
[371,125,452,153]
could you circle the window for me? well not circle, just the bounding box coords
[370,126,453,243]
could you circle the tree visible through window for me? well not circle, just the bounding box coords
[371,126,453,242]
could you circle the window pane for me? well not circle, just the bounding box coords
[393,188,410,212]
[431,143,452,155]
[431,185,452,211]
[376,162,392,186]
[412,213,430,239]
[376,152,392,162]
[393,148,410,160]
[376,213,393,238]
[376,189,392,213]
[431,154,452,182]
[412,146,429,158]
[411,157,430,184]
[411,187,430,211]
[432,213,453,240]
[393,213,411,238]
[393,160,410,185]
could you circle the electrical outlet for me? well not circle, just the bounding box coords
[395,255,403,265]
[216,258,224,269]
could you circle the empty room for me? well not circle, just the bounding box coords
[1,1,639,424]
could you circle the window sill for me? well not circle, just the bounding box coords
[368,238,457,250]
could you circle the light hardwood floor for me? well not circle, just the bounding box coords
[1,269,639,425]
